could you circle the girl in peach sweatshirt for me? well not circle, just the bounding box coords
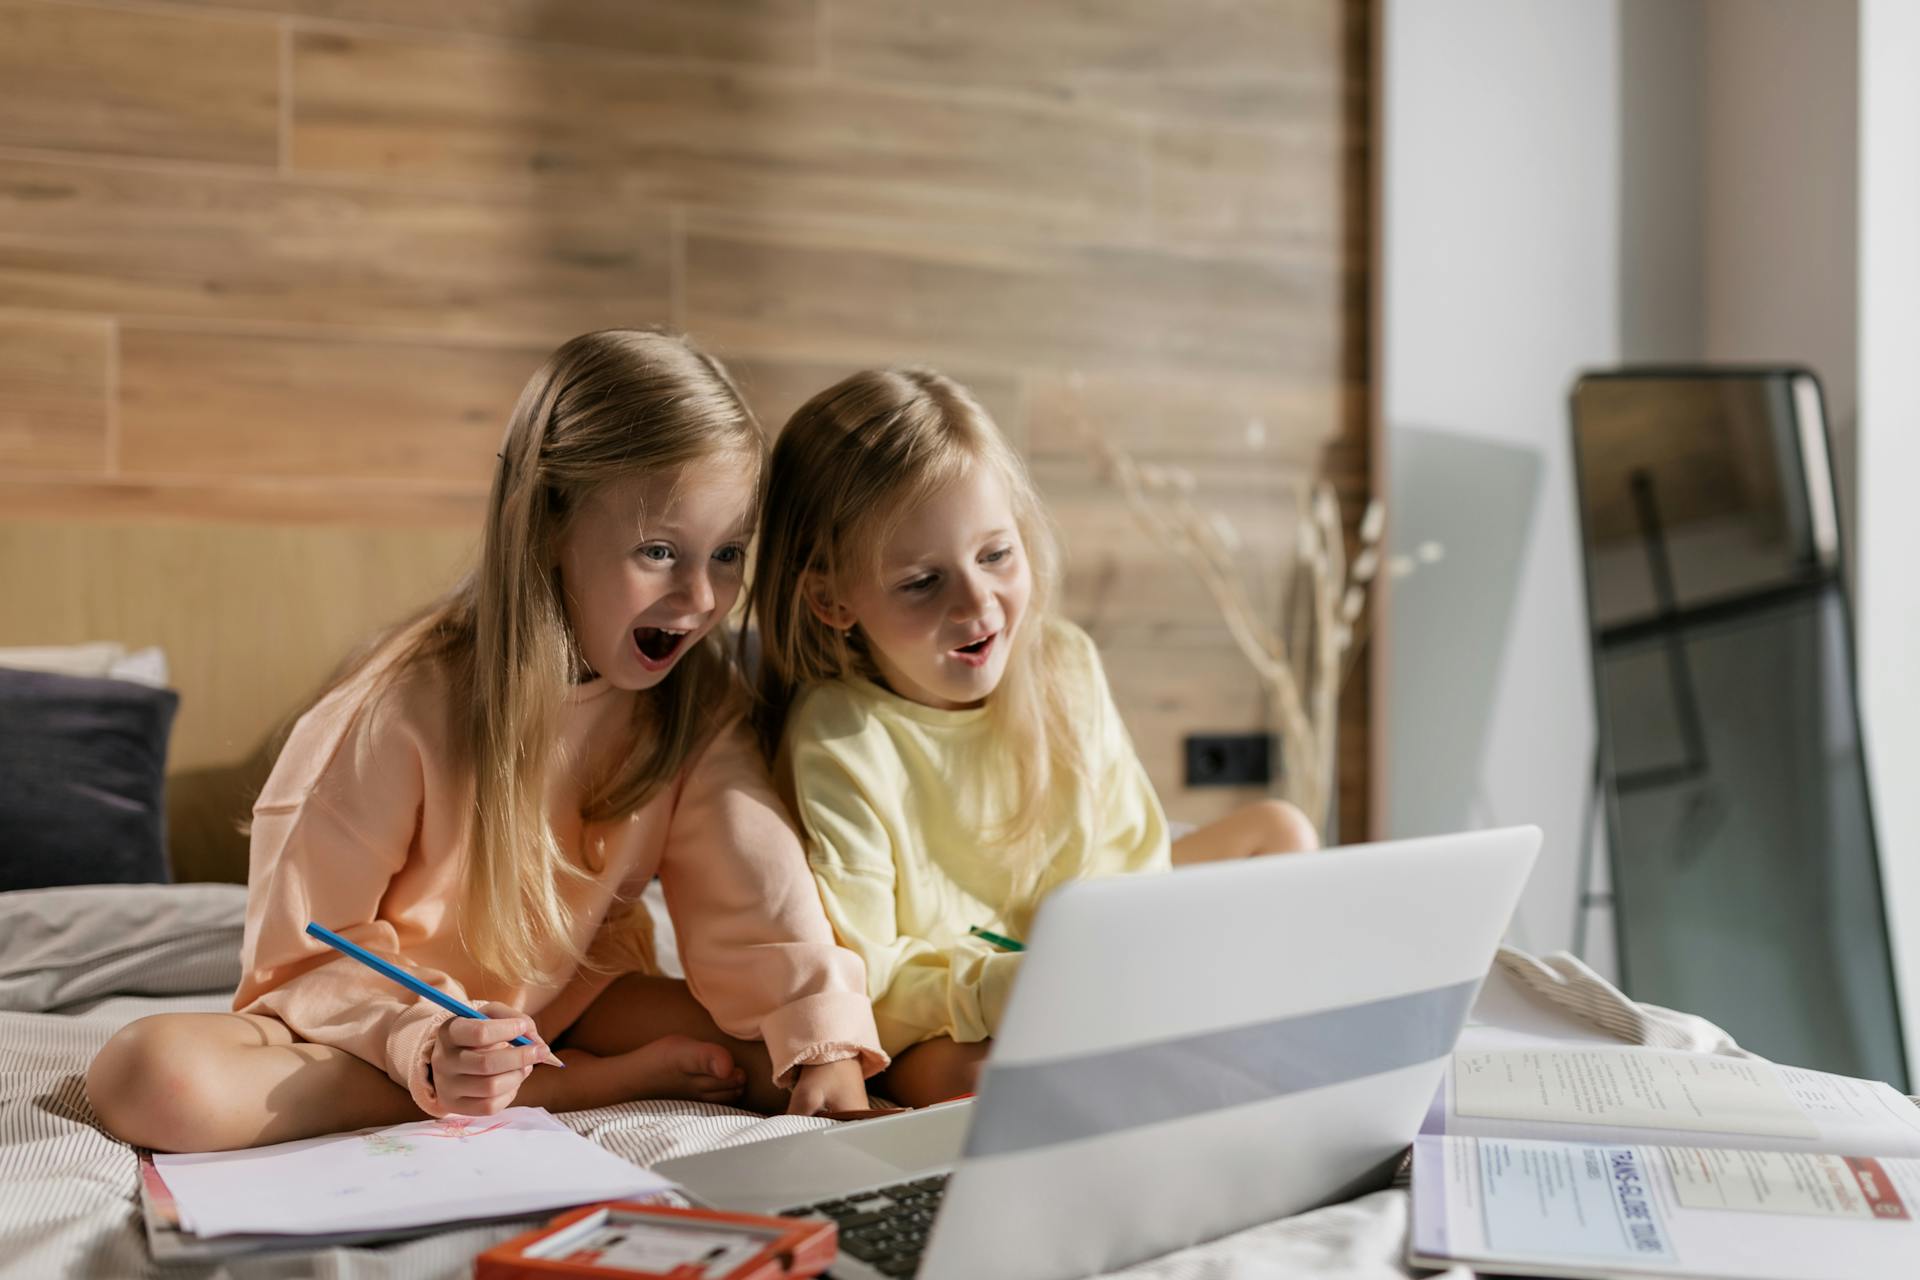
[87,330,885,1152]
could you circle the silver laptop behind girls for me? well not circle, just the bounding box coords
[656,827,1540,1280]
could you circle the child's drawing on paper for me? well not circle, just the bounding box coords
[422,1116,510,1141]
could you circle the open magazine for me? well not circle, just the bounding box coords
[1409,1047,1920,1279]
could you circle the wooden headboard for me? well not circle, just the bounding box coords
[0,521,476,883]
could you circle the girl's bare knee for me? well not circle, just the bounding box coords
[1254,799,1320,854]
[953,1045,987,1095]
[87,1017,231,1152]
[882,1038,989,1108]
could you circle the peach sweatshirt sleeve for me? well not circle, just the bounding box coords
[234,677,461,1116]
[659,716,887,1086]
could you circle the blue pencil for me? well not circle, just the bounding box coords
[304,921,560,1064]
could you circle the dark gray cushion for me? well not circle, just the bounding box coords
[0,667,178,889]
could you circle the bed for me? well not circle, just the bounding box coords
[0,876,1756,1280]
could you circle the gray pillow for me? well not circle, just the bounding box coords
[0,666,179,889]
[0,882,246,1012]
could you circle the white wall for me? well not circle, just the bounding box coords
[1380,0,1620,955]
[1614,0,1858,408]
[1856,0,1920,1077]
[1383,0,1918,1069]
[1618,0,1705,365]
[1382,0,1872,985]
[1702,0,1859,459]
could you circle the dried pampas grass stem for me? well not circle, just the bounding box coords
[1085,430,1380,832]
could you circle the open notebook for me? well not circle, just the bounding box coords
[1410,1047,1920,1279]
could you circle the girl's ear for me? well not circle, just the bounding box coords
[803,572,856,631]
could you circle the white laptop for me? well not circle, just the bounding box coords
[657,827,1540,1280]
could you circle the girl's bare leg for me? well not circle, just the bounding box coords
[87,1002,745,1153]
[1170,799,1320,866]
[86,1011,419,1153]
[552,973,786,1113]
[876,1037,990,1108]
[518,1033,746,1114]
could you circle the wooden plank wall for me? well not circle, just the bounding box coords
[0,0,1372,839]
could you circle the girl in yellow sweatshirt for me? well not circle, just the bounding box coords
[751,368,1318,1107]
[87,331,885,1153]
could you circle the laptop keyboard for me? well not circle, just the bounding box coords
[781,1172,949,1277]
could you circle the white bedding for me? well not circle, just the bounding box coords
[0,884,1737,1280]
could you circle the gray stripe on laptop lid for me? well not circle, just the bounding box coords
[963,978,1481,1159]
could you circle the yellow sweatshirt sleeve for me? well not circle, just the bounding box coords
[790,736,1022,1056]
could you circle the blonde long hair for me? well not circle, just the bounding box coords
[751,368,1090,888]
[325,329,762,985]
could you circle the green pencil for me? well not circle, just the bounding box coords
[968,925,1026,953]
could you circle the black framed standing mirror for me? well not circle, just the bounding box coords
[1570,367,1906,1089]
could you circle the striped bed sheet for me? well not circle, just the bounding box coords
[0,884,1733,1280]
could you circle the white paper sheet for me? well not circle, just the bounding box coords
[154,1108,671,1239]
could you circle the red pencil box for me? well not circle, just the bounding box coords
[474,1201,836,1280]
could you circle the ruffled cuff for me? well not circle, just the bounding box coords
[758,990,888,1088]
[385,1004,457,1117]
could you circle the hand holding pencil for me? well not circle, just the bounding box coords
[305,921,564,1115]
[429,1004,565,1115]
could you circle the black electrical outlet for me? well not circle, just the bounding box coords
[1183,733,1277,787]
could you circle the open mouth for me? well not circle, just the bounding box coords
[950,632,998,667]
[633,626,691,669]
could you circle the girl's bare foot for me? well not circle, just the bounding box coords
[611,1034,745,1104]
[525,1034,747,1113]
